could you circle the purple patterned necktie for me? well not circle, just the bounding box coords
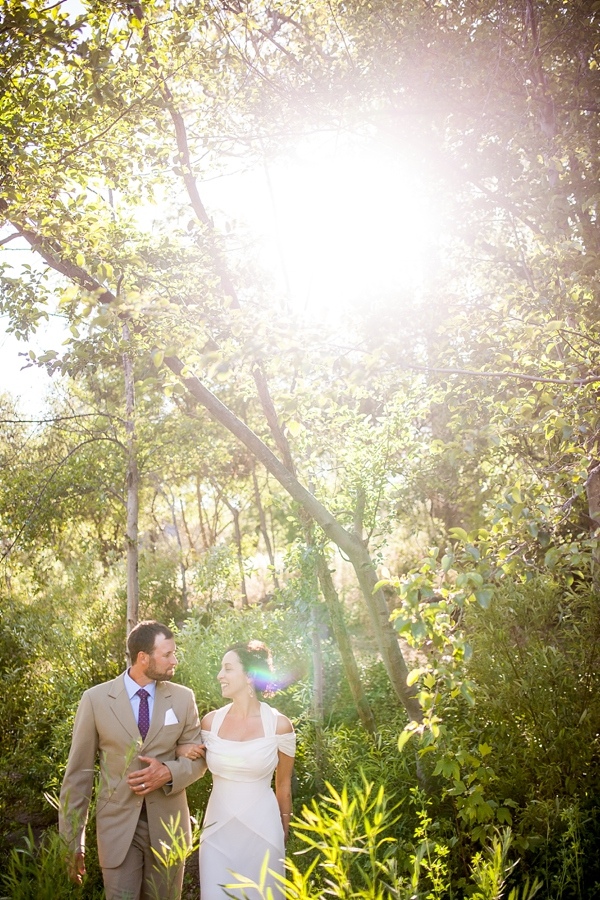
[136,688,150,740]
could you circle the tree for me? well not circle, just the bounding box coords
[2,0,599,726]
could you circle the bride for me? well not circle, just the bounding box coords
[177,640,296,899]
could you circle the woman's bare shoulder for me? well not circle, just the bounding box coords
[275,712,294,735]
[201,709,217,730]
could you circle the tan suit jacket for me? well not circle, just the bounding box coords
[59,673,205,869]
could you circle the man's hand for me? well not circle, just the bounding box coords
[127,756,172,795]
[67,850,86,885]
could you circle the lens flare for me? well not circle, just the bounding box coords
[251,664,306,695]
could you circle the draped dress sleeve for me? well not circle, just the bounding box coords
[276,727,296,758]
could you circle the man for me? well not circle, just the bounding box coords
[59,620,206,900]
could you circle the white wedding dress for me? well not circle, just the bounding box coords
[199,702,296,899]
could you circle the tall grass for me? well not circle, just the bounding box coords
[0,826,100,900]
[214,779,542,900]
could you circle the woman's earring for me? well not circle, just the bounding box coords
[248,684,255,698]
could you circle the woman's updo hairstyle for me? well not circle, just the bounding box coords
[227,639,274,696]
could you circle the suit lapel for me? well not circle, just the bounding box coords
[107,673,140,744]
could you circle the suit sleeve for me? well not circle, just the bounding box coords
[163,689,206,794]
[58,691,98,855]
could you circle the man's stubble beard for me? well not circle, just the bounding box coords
[146,659,175,682]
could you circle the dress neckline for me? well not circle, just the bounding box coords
[209,733,271,743]
[208,701,275,743]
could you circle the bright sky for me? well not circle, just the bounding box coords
[0,321,65,417]
[209,140,431,317]
[0,237,62,415]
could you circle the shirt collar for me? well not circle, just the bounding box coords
[124,668,156,700]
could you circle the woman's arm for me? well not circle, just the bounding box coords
[275,714,295,842]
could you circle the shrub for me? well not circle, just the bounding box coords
[0,583,123,857]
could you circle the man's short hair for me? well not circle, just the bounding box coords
[127,620,173,663]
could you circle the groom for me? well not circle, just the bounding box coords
[59,620,206,900]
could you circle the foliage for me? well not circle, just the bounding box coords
[148,813,201,900]
[189,544,246,611]
[135,545,187,622]
[289,778,405,898]
[465,579,600,804]
[0,826,103,900]
[224,779,542,900]
[297,718,414,799]
[387,564,600,896]
[0,567,124,854]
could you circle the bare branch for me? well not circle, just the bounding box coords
[0,413,116,424]
[407,363,600,386]
[0,231,21,247]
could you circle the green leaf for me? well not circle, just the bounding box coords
[475,588,494,608]
[393,617,412,634]
[373,579,391,593]
[97,261,114,281]
[544,548,560,569]
[406,668,423,687]
[410,620,427,641]
[397,728,416,753]
[460,681,476,705]
[441,553,454,572]
[60,285,79,305]
[447,780,466,795]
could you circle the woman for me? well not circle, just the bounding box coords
[177,640,296,899]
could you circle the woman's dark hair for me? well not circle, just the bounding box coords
[227,640,274,694]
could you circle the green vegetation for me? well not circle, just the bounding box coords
[2,584,599,897]
[2,0,600,896]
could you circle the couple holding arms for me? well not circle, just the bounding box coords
[59,620,296,900]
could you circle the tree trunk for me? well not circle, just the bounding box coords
[196,475,211,549]
[159,487,188,612]
[316,553,378,735]
[252,465,280,591]
[223,499,248,606]
[310,604,325,793]
[123,323,139,646]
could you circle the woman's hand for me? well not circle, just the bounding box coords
[176,742,206,760]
